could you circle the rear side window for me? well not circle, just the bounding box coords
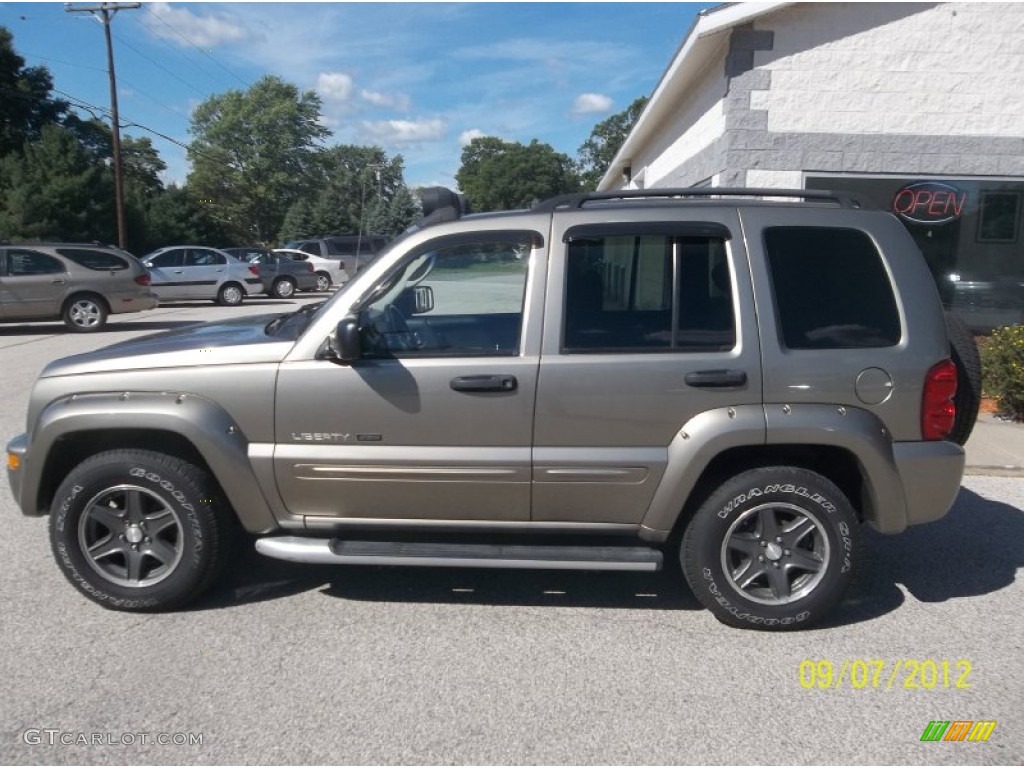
[764,227,901,349]
[563,231,734,352]
[57,248,129,271]
[6,249,64,276]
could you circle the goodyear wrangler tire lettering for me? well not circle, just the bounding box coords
[49,449,235,612]
[682,466,860,631]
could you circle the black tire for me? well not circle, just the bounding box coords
[217,283,244,306]
[271,277,296,299]
[49,449,234,611]
[945,311,981,446]
[681,466,860,631]
[315,272,331,292]
[62,293,108,332]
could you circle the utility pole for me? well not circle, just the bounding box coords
[65,2,141,249]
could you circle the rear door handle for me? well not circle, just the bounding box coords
[450,375,518,393]
[685,369,747,388]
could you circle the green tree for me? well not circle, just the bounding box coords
[142,184,231,253]
[0,26,69,157]
[0,124,113,241]
[456,137,580,211]
[282,145,418,241]
[188,75,329,243]
[576,96,648,190]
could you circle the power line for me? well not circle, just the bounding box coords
[21,53,195,123]
[50,87,227,169]
[110,28,210,99]
[140,4,251,90]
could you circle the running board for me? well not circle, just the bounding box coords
[255,536,662,572]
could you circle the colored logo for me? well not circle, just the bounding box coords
[920,720,996,742]
[892,182,967,225]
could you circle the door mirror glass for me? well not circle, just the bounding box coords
[410,285,434,315]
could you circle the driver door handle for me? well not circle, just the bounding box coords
[684,369,747,388]
[450,375,518,393]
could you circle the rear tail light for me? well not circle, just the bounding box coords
[248,265,260,277]
[305,263,313,272]
[921,359,957,440]
[134,274,151,286]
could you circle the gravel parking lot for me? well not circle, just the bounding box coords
[0,297,1020,765]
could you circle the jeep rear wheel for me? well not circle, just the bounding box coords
[681,466,859,631]
[49,450,234,611]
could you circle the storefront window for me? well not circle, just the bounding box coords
[806,175,1024,332]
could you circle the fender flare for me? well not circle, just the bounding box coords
[24,391,278,533]
[640,404,911,538]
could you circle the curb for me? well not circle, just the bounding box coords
[964,465,1024,478]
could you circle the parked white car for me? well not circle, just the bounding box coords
[272,248,345,292]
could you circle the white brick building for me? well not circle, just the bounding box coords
[601,2,1024,330]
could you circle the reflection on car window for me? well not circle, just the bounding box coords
[7,249,64,276]
[359,233,535,357]
[58,248,129,271]
[563,233,735,353]
[148,250,182,268]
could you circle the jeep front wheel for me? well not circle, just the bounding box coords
[681,466,859,630]
[49,449,233,611]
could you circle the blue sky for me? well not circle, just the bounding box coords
[0,2,713,188]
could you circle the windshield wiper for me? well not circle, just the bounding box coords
[264,301,325,336]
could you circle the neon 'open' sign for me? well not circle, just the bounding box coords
[892,182,966,225]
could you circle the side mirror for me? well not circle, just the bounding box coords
[411,285,434,315]
[331,315,362,363]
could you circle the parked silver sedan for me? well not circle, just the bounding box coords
[141,246,263,305]
[0,243,158,332]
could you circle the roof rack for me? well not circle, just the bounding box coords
[532,187,869,212]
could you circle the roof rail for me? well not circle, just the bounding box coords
[532,187,870,212]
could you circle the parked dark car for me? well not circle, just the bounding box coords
[246,251,317,298]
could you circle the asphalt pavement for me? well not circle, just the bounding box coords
[0,298,1020,765]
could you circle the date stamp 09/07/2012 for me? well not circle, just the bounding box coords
[798,659,973,691]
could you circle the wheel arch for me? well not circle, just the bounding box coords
[663,444,867,543]
[640,404,906,541]
[24,393,279,534]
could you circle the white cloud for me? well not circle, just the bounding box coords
[459,129,487,147]
[362,119,446,145]
[360,90,411,112]
[317,72,355,103]
[143,2,254,48]
[571,93,613,116]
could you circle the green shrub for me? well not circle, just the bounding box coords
[981,325,1024,420]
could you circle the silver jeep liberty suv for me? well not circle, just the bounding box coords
[6,187,968,630]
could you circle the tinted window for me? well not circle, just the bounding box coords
[147,250,182,268]
[563,233,734,352]
[360,233,534,357]
[764,227,901,349]
[6,249,64,276]
[57,248,129,271]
